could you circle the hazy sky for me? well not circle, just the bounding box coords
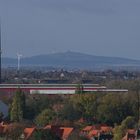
[0,0,140,59]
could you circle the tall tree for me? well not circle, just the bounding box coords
[35,108,56,127]
[70,94,98,123]
[10,89,26,122]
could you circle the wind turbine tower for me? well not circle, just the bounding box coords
[17,53,22,72]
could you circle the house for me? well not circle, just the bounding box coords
[0,122,9,135]
[98,133,113,140]
[88,129,100,140]
[100,126,113,134]
[80,126,94,136]
[60,127,74,140]
[137,128,140,140]
[122,129,136,140]
[44,125,74,140]
[98,126,113,140]
[81,125,113,140]
[19,127,36,140]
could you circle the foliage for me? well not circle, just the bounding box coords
[10,89,26,122]
[68,130,88,140]
[59,101,81,121]
[97,93,135,125]
[35,108,56,126]
[113,125,124,140]
[113,116,136,140]
[5,80,140,128]
[4,123,25,140]
[70,94,98,123]
[25,95,63,120]
[31,129,61,140]
[121,116,136,129]
[8,88,140,127]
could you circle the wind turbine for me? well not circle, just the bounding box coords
[17,53,22,72]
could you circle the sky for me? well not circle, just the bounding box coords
[0,0,140,59]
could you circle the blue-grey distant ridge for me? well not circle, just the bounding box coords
[2,51,140,70]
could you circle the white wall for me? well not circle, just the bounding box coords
[30,89,75,94]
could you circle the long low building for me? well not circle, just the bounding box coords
[0,84,128,94]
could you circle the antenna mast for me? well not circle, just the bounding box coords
[0,20,2,84]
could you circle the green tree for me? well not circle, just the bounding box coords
[32,129,61,140]
[35,109,56,126]
[4,123,25,140]
[97,93,134,124]
[10,89,26,122]
[68,130,88,140]
[25,96,51,120]
[70,94,98,123]
[114,116,136,140]
[121,116,136,129]
[130,80,140,121]
[113,125,124,140]
[60,101,81,121]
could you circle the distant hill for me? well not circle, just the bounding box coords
[2,51,140,70]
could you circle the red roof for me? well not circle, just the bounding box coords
[127,129,136,134]
[82,126,93,131]
[88,129,100,138]
[44,125,73,139]
[60,127,74,139]
[122,129,136,140]
[24,127,36,140]
[101,126,112,133]
[44,125,52,129]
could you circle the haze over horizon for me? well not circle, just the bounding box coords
[0,0,140,60]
